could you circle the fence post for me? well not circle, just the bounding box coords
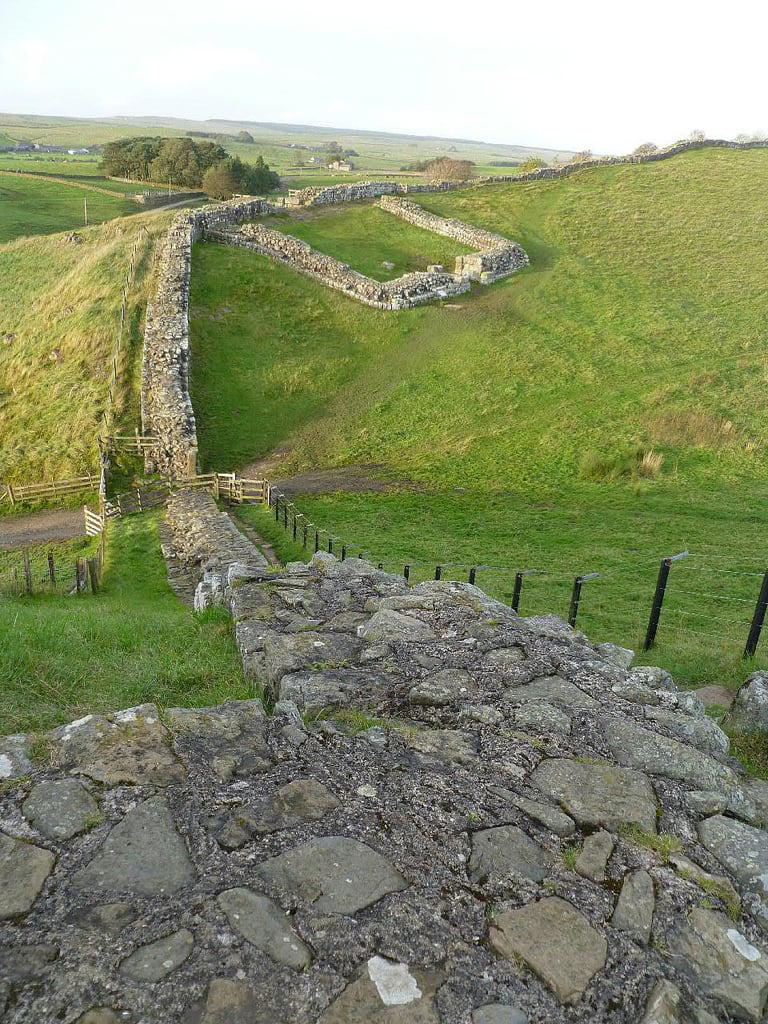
[7,483,15,506]
[568,572,599,628]
[303,522,308,549]
[22,550,32,595]
[314,529,320,553]
[404,564,410,582]
[292,513,298,541]
[435,565,442,580]
[274,493,280,522]
[87,558,99,593]
[48,552,56,587]
[341,545,347,561]
[744,570,768,659]
[643,552,688,650]
[468,566,477,585]
[511,569,537,613]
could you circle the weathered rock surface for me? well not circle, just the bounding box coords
[490,897,607,1004]
[71,796,195,895]
[530,759,657,833]
[0,833,55,919]
[727,672,768,735]
[2,548,768,1023]
[22,778,98,839]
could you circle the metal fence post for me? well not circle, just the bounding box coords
[643,551,688,650]
[744,570,768,659]
[404,564,410,582]
[314,529,320,553]
[302,522,308,549]
[468,566,477,585]
[568,572,599,628]
[341,545,347,561]
[48,552,56,587]
[274,493,280,522]
[434,565,442,580]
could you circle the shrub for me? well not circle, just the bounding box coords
[579,447,664,482]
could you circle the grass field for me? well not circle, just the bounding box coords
[0,172,140,242]
[0,211,171,482]
[262,205,471,280]
[0,511,246,734]
[191,148,768,686]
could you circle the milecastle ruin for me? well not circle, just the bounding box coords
[3,139,768,1024]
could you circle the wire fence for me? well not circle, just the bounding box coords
[0,537,104,598]
[268,489,768,663]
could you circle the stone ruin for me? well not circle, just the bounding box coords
[141,194,527,479]
[3,487,768,1023]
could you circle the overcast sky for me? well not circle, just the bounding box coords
[1,0,765,153]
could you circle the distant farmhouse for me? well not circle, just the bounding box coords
[67,148,91,155]
[328,159,354,172]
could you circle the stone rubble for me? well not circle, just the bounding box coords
[2,498,768,1021]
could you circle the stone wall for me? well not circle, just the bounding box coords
[132,190,205,209]
[207,223,471,310]
[4,517,768,1022]
[163,488,268,609]
[284,138,768,208]
[380,196,529,283]
[141,197,275,477]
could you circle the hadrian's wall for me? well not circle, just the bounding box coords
[141,197,275,477]
[285,137,768,208]
[206,222,471,310]
[5,484,768,1022]
[379,196,529,283]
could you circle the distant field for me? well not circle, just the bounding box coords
[262,205,472,280]
[0,211,170,481]
[0,511,245,734]
[191,147,768,686]
[0,172,138,242]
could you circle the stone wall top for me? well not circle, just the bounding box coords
[3,534,768,1023]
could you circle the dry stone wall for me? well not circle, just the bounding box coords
[285,138,768,208]
[141,197,275,477]
[4,490,768,1023]
[380,196,529,283]
[207,222,472,309]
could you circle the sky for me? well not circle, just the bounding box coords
[1,0,766,153]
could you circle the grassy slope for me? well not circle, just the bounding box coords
[0,511,246,734]
[262,205,471,280]
[0,173,140,243]
[0,211,171,482]
[191,149,768,685]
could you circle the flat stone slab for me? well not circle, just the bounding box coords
[119,928,193,981]
[50,704,185,786]
[319,956,443,1022]
[575,830,614,882]
[468,826,551,883]
[360,609,437,644]
[611,869,654,944]
[67,902,136,934]
[194,978,261,1023]
[530,758,657,833]
[0,832,55,919]
[668,907,768,1020]
[505,675,598,710]
[408,669,474,706]
[602,718,737,792]
[407,729,477,766]
[71,796,195,896]
[248,778,340,833]
[698,814,768,893]
[643,706,729,756]
[0,735,32,780]
[217,887,311,969]
[22,778,98,840]
[489,896,607,1004]
[258,836,407,915]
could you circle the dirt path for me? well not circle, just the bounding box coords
[0,508,84,550]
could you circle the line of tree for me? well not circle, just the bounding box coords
[202,155,280,199]
[100,137,279,193]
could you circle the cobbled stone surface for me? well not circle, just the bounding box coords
[2,545,767,1023]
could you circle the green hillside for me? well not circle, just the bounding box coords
[190,147,768,684]
[0,211,170,482]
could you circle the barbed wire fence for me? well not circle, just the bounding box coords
[266,489,768,663]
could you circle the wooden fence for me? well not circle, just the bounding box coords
[0,536,104,597]
[105,473,267,518]
[0,474,99,506]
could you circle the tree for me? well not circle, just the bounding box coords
[518,156,548,172]
[202,161,240,200]
[423,157,475,181]
[632,142,658,156]
[238,131,254,144]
